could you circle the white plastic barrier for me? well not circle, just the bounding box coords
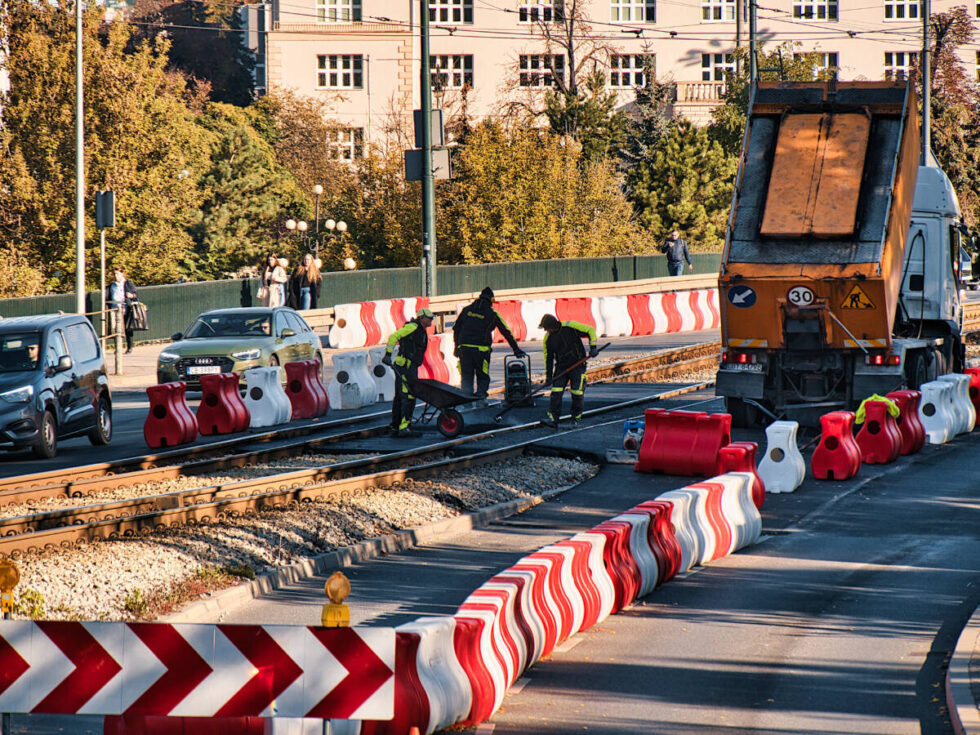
[368,346,396,402]
[757,420,806,494]
[918,379,956,444]
[648,292,671,334]
[327,352,377,410]
[396,617,472,734]
[327,303,368,349]
[675,291,699,332]
[484,572,546,673]
[654,488,704,572]
[693,288,721,329]
[610,512,658,597]
[938,373,976,436]
[598,296,632,337]
[459,587,524,688]
[521,299,557,342]
[506,559,562,659]
[712,472,762,553]
[526,546,585,641]
[243,366,292,428]
[373,298,399,344]
[438,331,462,387]
[566,532,617,625]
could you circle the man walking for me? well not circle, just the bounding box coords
[539,314,598,428]
[661,229,693,277]
[452,287,526,397]
[382,307,434,437]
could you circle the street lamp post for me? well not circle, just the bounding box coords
[313,184,323,249]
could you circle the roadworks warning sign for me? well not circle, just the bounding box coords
[841,285,875,310]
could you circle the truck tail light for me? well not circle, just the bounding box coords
[865,353,900,366]
[723,351,756,365]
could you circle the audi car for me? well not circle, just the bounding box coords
[157,307,323,389]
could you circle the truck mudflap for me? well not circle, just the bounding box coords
[716,366,766,400]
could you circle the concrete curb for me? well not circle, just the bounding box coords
[948,604,980,734]
[163,483,575,623]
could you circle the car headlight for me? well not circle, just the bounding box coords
[158,350,180,364]
[0,386,34,403]
[231,348,262,361]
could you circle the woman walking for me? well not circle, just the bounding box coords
[290,253,322,310]
[259,253,289,307]
[105,267,139,353]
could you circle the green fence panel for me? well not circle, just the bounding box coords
[0,255,722,346]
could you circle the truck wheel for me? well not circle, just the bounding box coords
[906,352,928,390]
[725,397,758,429]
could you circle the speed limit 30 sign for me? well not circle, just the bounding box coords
[787,285,815,306]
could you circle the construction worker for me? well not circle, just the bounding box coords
[452,286,526,397]
[539,314,598,427]
[382,307,435,437]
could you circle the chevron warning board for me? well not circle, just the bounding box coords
[0,621,394,719]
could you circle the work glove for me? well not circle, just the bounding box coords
[514,349,527,359]
[381,352,393,367]
[589,345,599,358]
[453,346,461,358]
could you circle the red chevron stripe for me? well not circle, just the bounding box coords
[306,628,392,719]
[0,631,29,696]
[124,623,212,715]
[215,625,303,717]
[33,622,122,714]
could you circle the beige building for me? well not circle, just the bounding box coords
[243,0,980,156]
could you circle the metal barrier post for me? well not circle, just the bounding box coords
[115,304,124,375]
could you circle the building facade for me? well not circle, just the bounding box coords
[243,0,980,155]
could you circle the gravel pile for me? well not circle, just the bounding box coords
[0,454,373,519]
[12,456,597,621]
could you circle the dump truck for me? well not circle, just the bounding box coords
[716,80,971,426]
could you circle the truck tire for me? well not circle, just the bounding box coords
[725,397,758,429]
[906,351,928,390]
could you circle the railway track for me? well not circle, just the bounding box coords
[0,380,716,559]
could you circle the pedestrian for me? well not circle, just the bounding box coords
[452,286,526,397]
[105,267,139,354]
[382,307,435,437]
[289,253,323,310]
[539,314,598,428]
[259,253,288,307]
[661,229,693,276]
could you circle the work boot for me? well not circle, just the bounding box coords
[542,413,559,429]
[572,415,582,426]
[395,427,421,438]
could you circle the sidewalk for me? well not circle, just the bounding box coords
[949,606,980,734]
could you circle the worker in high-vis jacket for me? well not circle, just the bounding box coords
[539,314,598,427]
[452,286,526,397]
[382,307,434,437]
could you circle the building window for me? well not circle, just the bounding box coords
[431,55,474,90]
[884,0,919,19]
[795,51,839,76]
[884,51,917,80]
[975,51,979,82]
[793,1,837,20]
[610,54,654,88]
[429,0,473,24]
[519,54,565,87]
[701,52,734,81]
[610,0,656,22]
[328,128,364,161]
[315,0,361,23]
[518,0,564,23]
[316,55,364,89]
[701,0,736,21]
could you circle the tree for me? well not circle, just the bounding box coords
[0,0,212,289]
[617,60,676,172]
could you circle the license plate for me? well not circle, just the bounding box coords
[727,363,764,373]
[187,365,221,375]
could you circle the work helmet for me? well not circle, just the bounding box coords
[539,314,560,331]
[416,307,435,319]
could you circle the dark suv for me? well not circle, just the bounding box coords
[0,315,112,458]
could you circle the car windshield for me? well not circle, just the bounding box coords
[0,333,41,372]
[185,314,271,338]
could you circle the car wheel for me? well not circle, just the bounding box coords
[88,394,112,446]
[314,351,324,379]
[33,410,57,459]
[268,354,280,367]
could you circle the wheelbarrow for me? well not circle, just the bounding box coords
[393,366,482,438]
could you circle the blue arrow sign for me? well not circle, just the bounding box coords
[727,285,757,308]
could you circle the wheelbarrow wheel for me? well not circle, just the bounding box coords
[437,409,464,438]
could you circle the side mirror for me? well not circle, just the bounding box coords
[281,328,296,338]
[171,332,183,342]
[56,355,73,373]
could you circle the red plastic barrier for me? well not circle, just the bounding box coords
[418,334,451,382]
[717,441,766,509]
[705,289,721,328]
[452,617,498,726]
[555,298,597,331]
[508,560,561,658]
[491,300,527,343]
[359,300,382,346]
[810,411,862,481]
[590,521,642,613]
[104,717,265,735]
[546,542,604,632]
[660,292,683,333]
[461,590,524,686]
[360,632,429,735]
[144,383,198,448]
[196,373,249,436]
[634,409,730,476]
[854,400,902,464]
[627,294,655,336]
[886,389,926,455]
[688,291,705,331]
[964,368,980,414]
[522,550,579,644]
[688,481,734,562]
[284,360,329,419]
[630,500,682,584]
[487,573,543,670]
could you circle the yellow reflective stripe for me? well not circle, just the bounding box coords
[387,321,418,348]
[481,359,489,375]
[550,387,563,393]
[570,389,584,396]
[461,344,491,351]
[563,320,597,345]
